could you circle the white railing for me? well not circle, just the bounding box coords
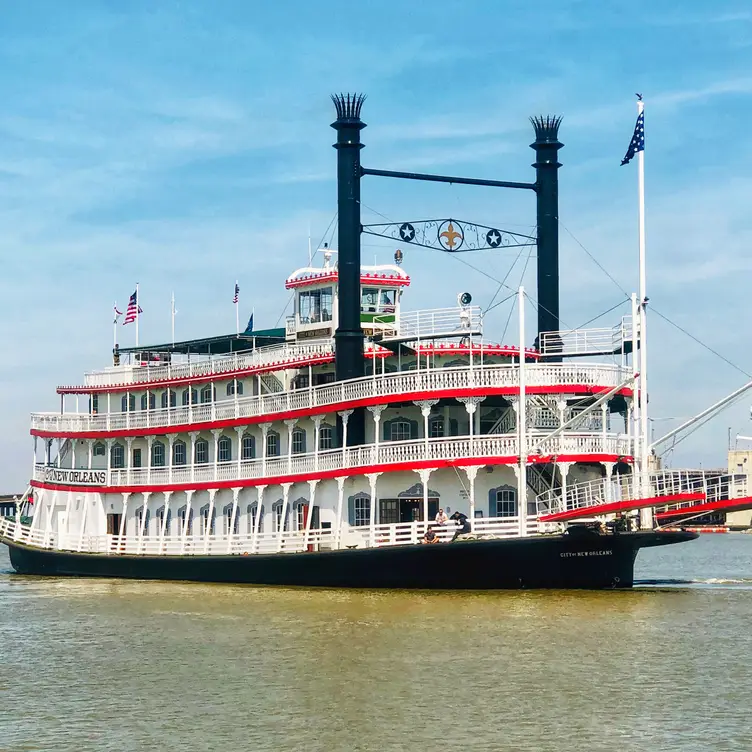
[536,469,751,518]
[1,515,540,557]
[93,432,629,488]
[378,306,483,341]
[35,362,631,435]
[539,316,632,357]
[82,342,336,388]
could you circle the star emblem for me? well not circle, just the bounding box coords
[486,229,502,248]
[399,223,415,242]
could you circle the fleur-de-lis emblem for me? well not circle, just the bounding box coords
[438,220,464,251]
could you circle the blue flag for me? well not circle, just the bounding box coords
[243,313,254,334]
[621,110,645,166]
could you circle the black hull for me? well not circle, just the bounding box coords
[2,530,697,590]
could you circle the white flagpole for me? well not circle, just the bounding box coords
[171,292,176,346]
[113,301,118,350]
[135,282,140,349]
[235,280,240,336]
[636,97,652,529]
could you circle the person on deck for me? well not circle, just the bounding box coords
[449,511,471,541]
[422,527,440,544]
[435,508,448,526]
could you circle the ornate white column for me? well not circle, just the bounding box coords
[340,410,353,467]
[260,422,272,475]
[511,465,527,537]
[303,479,319,548]
[457,397,485,454]
[462,465,480,530]
[278,482,292,552]
[366,405,386,455]
[211,428,222,481]
[136,491,151,554]
[365,472,381,546]
[106,438,115,485]
[203,488,217,553]
[559,461,573,512]
[284,419,297,473]
[119,492,130,551]
[603,461,615,502]
[252,485,266,553]
[180,489,195,554]
[415,399,439,456]
[87,439,93,470]
[159,490,172,554]
[415,468,434,530]
[235,426,244,478]
[125,437,134,483]
[71,439,77,470]
[189,431,199,483]
[601,402,609,449]
[335,476,346,549]
[146,436,154,484]
[167,434,176,483]
[312,415,323,471]
[227,487,241,552]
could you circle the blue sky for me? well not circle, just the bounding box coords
[2,0,752,488]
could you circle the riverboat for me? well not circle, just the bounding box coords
[1,94,707,588]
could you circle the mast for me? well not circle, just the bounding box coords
[530,116,563,357]
[635,97,651,528]
[135,282,140,349]
[517,286,528,537]
[331,93,366,445]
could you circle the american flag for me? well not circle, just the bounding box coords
[233,283,239,304]
[621,110,645,166]
[123,290,142,325]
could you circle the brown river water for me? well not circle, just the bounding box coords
[1,535,751,752]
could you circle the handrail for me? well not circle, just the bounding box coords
[33,431,632,488]
[35,362,632,435]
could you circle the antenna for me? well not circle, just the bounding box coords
[308,224,312,266]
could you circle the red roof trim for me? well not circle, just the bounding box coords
[29,453,629,495]
[33,383,634,439]
[285,271,411,290]
[539,492,704,523]
[56,345,541,394]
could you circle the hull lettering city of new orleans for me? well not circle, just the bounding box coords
[560,550,614,558]
[43,468,107,485]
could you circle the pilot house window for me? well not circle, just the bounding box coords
[298,287,333,324]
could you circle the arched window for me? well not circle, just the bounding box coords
[266,431,280,457]
[246,503,264,534]
[111,443,125,469]
[121,394,136,412]
[272,500,288,532]
[429,416,445,438]
[199,503,216,536]
[91,394,99,414]
[241,435,255,460]
[384,418,417,442]
[177,506,193,536]
[152,440,166,467]
[319,424,335,450]
[141,393,156,411]
[348,492,370,527]
[218,436,232,462]
[93,442,106,457]
[195,439,209,464]
[155,506,171,536]
[182,389,198,406]
[173,440,187,466]
[136,506,150,537]
[292,428,306,454]
[489,485,517,518]
[226,381,244,396]
[161,391,177,409]
[292,498,308,531]
[223,503,240,535]
[200,385,214,404]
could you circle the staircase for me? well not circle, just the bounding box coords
[260,374,284,394]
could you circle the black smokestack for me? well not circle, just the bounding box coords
[331,93,366,444]
[530,115,563,355]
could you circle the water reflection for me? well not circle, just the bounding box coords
[1,536,751,751]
